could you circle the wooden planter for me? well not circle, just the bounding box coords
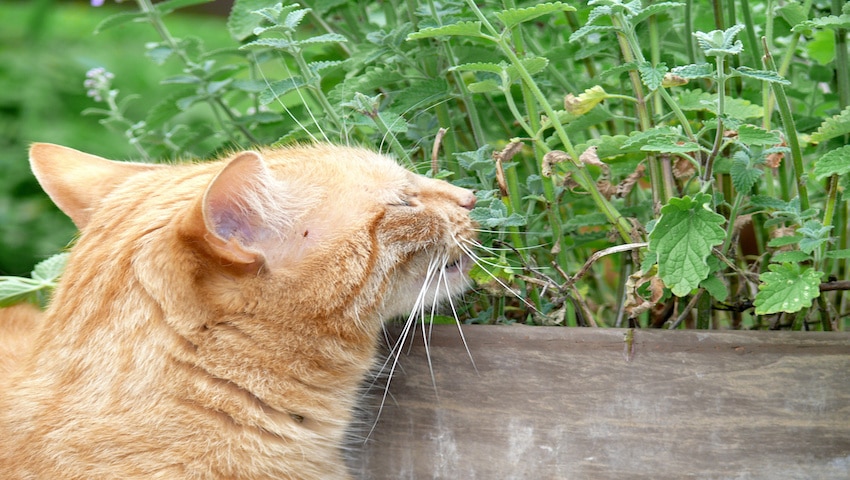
[350,325,850,479]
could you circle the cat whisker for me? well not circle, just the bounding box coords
[455,238,542,316]
[256,58,321,144]
[364,255,443,441]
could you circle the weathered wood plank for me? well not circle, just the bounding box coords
[350,326,850,479]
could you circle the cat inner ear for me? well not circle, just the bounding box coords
[201,151,296,267]
[29,143,161,229]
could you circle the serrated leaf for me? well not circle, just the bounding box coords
[564,85,608,115]
[641,139,700,154]
[506,56,549,81]
[733,66,791,85]
[495,2,575,30]
[736,125,782,145]
[771,250,813,263]
[407,21,484,40]
[629,2,685,25]
[694,25,745,56]
[767,235,803,248]
[622,126,680,148]
[648,193,726,296]
[671,63,715,79]
[751,195,789,210]
[569,24,618,43]
[468,79,501,93]
[298,33,348,45]
[792,15,850,33]
[258,77,307,105]
[754,263,823,315]
[638,62,667,91]
[283,8,311,29]
[813,145,850,180]
[31,253,69,283]
[811,105,850,142]
[730,151,763,193]
[678,90,763,119]
[240,38,297,50]
[228,0,270,41]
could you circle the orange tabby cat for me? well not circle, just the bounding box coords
[0,143,477,479]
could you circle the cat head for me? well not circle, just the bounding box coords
[29,143,477,337]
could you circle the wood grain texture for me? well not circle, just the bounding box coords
[350,325,850,479]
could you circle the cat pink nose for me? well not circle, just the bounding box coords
[459,191,476,210]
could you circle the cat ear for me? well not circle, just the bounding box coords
[201,151,293,266]
[29,143,161,229]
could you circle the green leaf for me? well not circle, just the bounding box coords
[806,29,837,65]
[792,14,850,33]
[283,8,311,30]
[777,3,809,28]
[569,24,618,43]
[468,79,501,93]
[736,125,782,145]
[258,77,307,105]
[94,11,145,35]
[638,62,667,91]
[228,0,271,41]
[495,2,575,30]
[733,66,791,85]
[693,25,745,56]
[154,0,213,15]
[826,249,850,259]
[641,140,700,154]
[506,56,550,81]
[629,2,685,25]
[671,63,715,79]
[811,105,850,142]
[31,253,69,283]
[700,275,728,302]
[564,212,608,232]
[754,263,823,315]
[407,21,485,40]
[751,195,790,210]
[730,151,763,193]
[771,250,813,263]
[797,220,832,254]
[813,145,850,180]
[0,277,43,308]
[648,193,727,296]
[449,62,505,74]
[297,33,348,45]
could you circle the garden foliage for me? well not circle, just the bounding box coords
[3,0,850,330]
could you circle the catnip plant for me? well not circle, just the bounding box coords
[2,0,850,331]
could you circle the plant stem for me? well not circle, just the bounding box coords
[762,37,810,212]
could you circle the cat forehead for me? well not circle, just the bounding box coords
[261,146,413,194]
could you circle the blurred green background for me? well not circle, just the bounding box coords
[0,0,233,275]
